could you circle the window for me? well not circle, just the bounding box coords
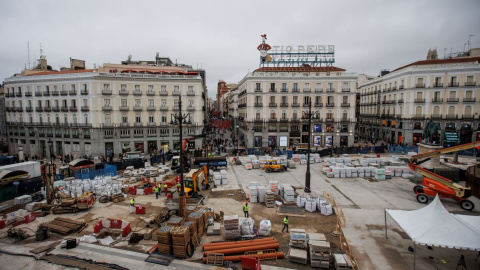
[37,100,42,107]
[55,115,60,124]
[327,96,334,104]
[255,96,261,104]
[281,110,286,120]
[71,99,76,107]
[135,114,141,123]
[149,115,154,123]
[342,110,348,119]
[316,83,322,91]
[327,110,333,119]
[270,110,276,119]
[161,85,166,92]
[282,83,287,91]
[281,96,287,104]
[71,84,76,91]
[81,84,87,91]
[62,99,67,107]
[293,96,298,104]
[104,99,110,106]
[148,85,153,92]
[293,83,298,91]
[293,110,298,120]
[161,99,167,106]
[256,110,261,120]
[174,85,179,92]
[64,115,68,123]
[328,83,333,90]
[188,86,193,92]
[303,96,311,104]
[83,99,87,106]
[270,96,275,104]
[84,114,88,123]
[45,100,50,107]
[315,96,321,104]
[121,84,127,91]
[270,83,275,91]
[148,129,156,136]
[256,83,261,91]
[304,83,310,90]
[135,85,140,91]
[105,114,111,123]
[148,100,154,107]
[161,115,167,123]
[343,96,348,103]
[122,114,128,123]
[135,99,141,106]
[62,84,66,91]
[121,99,127,107]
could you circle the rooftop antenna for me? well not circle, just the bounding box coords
[468,35,475,51]
[444,48,447,59]
[27,42,30,69]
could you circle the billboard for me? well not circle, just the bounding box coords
[325,136,333,147]
[279,136,288,147]
[313,124,322,132]
[314,136,321,147]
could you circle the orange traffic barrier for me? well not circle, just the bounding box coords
[203,243,280,257]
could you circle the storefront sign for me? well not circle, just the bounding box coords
[444,132,460,143]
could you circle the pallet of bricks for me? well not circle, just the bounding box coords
[156,225,173,254]
[249,182,259,203]
[308,233,331,269]
[223,215,240,240]
[264,191,275,208]
[167,216,184,227]
[183,219,199,248]
[288,228,308,265]
[171,226,191,259]
[188,209,205,238]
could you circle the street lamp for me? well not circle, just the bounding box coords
[170,95,191,216]
[302,101,319,193]
[236,121,240,158]
[47,138,53,165]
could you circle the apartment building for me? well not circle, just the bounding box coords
[236,66,357,149]
[4,56,206,159]
[358,56,480,146]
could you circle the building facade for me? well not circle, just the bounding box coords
[4,56,206,159]
[236,66,357,150]
[358,57,480,146]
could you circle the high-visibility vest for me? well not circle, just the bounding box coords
[154,186,158,193]
[130,199,134,206]
[164,184,168,188]
[284,218,288,224]
[244,204,249,212]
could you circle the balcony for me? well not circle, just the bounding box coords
[120,133,131,138]
[281,88,288,93]
[269,88,277,93]
[186,91,195,96]
[391,86,397,90]
[447,98,459,102]
[146,91,155,96]
[341,103,350,107]
[102,89,112,95]
[159,91,168,96]
[398,99,404,103]
[303,88,311,93]
[279,118,289,123]
[326,103,335,107]
[254,103,263,107]
[134,122,143,127]
[431,114,443,120]
[69,106,78,112]
[133,106,143,111]
[291,103,300,107]
[414,98,425,103]
[81,106,89,112]
[463,114,474,119]
[431,98,443,103]
[35,91,42,96]
[411,114,425,119]
[133,90,142,96]
[4,93,9,97]
[302,103,312,107]
[159,106,169,111]
[463,97,476,102]
[36,106,43,112]
[314,103,323,107]
[26,106,33,112]
[280,103,289,107]
[172,91,181,96]
[326,118,335,122]
[415,84,425,88]
[52,90,59,96]
[254,88,262,92]
[396,114,402,119]
[102,106,112,111]
[253,119,264,124]
[147,106,156,111]
[43,106,51,112]
[119,106,129,111]
[268,118,277,123]
[445,114,457,119]
[187,105,195,111]
[448,82,459,87]
[433,83,443,87]
[292,89,299,93]
[147,122,156,127]
[60,90,68,96]
[342,88,350,92]
[399,85,404,89]
[14,92,22,97]
[340,117,349,122]
[120,123,130,127]
[119,90,129,95]
[326,88,335,92]
[25,92,32,97]
[315,88,323,93]
[465,82,476,87]
[269,103,277,107]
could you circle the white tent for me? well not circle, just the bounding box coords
[386,196,480,250]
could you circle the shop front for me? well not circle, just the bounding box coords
[340,135,348,146]
[444,132,460,147]
[268,135,277,150]
[412,133,422,146]
[105,142,114,157]
[398,132,403,145]
[148,141,158,155]
[121,142,131,153]
[134,142,144,153]
[254,136,262,148]
[460,123,473,144]
[289,132,300,149]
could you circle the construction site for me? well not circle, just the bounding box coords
[1,142,480,270]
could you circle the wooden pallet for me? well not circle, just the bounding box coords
[39,217,87,235]
[206,253,224,266]
[245,249,279,261]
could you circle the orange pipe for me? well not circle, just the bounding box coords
[203,238,277,250]
[203,252,285,263]
[202,237,276,249]
[203,243,280,256]
[203,239,278,251]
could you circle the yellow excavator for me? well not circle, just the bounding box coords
[408,141,480,211]
[183,165,210,198]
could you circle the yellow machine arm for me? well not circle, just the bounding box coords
[409,141,480,164]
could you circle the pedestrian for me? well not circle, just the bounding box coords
[243,202,249,218]
[282,216,289,233]
[164,183,168,196]
[130,198,135,214]
[154,184,159,199]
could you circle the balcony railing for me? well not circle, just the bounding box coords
[26,106,33,112]
[314,103,323,107]
[254,103,263,107]
[445,114,457,119]
[134,122,143,127]
[433,83,443,87]
[326,118,335,122]
[187,106,195,111]
[186,91,195,96]
[315,88,323,93]
[280,103,289,107]
[80,89,88,95]
[415,84,425,88]
[119,106,129,111]
[35,91,42,96]
[431,98,443,103]
[133,90,142,96]
[147,106,156,111]
[341,103,350,107]
[146,91,155,96]
[414,98,425,103]
[448,82,459,87]
[342,88,350,92]
[281,88,288,92]
[102,89,112,95]
[465,82,476,87]
[36,106,43,112]
[269,103,277,107]
[411,114,424,119]
[447,98,459,102]
[147,122,156,126]
[291,103,300,107]
[160,106,169,111]
[119,90,129,95]
[102,106,112,111]
[399,85,405,89]
[398,99,404,103]
[254,88,262,92]
[69,90,77,95]
[81,106,89,111]
[133,106,143,111]
[292,89,299,93]
[120,123,130,127]
[326,88,335,92]
[43,106,51,112]
[25,92,32,97]
[268,118,277,122]
[391,86,397,90]
[269,88,277,92]
[159,91,168,96]
[326,103,335,107]
[52,90,59,96]
[463,98,476,102]
[60,90,68,96]
[172,91,181,96]
[42,91,49,96]
[303,88,311,93]
[430,114,442,119]
[69,106,78,112]
[463,114,474,119]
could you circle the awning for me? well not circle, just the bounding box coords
[444,132,460,142]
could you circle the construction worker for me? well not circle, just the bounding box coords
[243,202,249,218]
[130,198,135,214]
[163,183,168,196]
[282,216,289,233]
[154,185,159,199]
[177,182,181,193]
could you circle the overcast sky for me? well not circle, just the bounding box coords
[1,0,479,98]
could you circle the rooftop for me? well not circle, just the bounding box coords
[392,57,480,72]
[254,66,346,73]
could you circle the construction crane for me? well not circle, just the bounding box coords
[408,141,480,211]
